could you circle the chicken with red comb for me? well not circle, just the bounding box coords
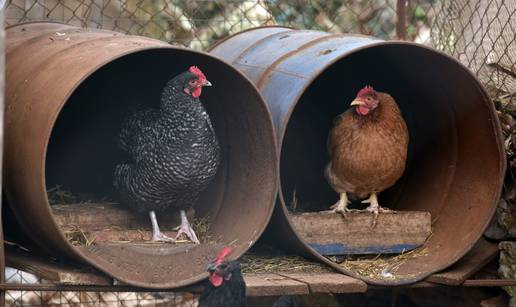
[114,66,218,243]
[199,247,246,307]
[325,85,409,224]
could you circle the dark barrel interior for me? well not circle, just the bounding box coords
[45,49,228,213]
[280,44,503,282]
[43,49,278,287]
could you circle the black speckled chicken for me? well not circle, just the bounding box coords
[114,66,220,244]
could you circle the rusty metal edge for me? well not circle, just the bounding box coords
[6,22,279,289]
[5,20,67,29]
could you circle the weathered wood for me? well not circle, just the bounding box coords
[426,238,499,286]
[51,203,194,230]
[80,229,178,243]
[244,273,309,296]
[279,272,367,293]
[289,211,431,255]
[5,247,112,285]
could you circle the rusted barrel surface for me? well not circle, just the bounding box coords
[4,22,278,288]
[210,27,505,285]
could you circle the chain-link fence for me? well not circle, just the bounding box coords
[5,267,199,306]
[429,0,515,107]
[5,0,514,102]
[3,0,516,305]
[6,0,438,48]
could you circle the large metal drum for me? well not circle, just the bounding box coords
[4,22,278,288]
[210,26,505,285]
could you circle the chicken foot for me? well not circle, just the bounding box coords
[174,209,200,244]
[330,193,359,216]
[362,193,391,227]
[150,210,175,243]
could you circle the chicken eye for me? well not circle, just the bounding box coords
[189,80,197,86]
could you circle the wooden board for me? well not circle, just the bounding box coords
[290,211,431,255]
[51,203,194,230]
[426,237,499,286]
[244,274,309,296]
[278,272,367,293]
[51,203,198,244]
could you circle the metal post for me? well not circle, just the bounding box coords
[0,1,5,306]
[396,0,407,40]
[0,0,5,307]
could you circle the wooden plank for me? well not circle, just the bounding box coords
[289,211,431,255]
[426,238,499,286]
[5,247,112,285]
[278,272,367,293]
[51,203,194,230]
[463,279,516,287]
[244,273,309,297]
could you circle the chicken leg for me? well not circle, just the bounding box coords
[174,210,200,244]
[330,193,357,216]
[362,193,390,227]
[150,210,175,243]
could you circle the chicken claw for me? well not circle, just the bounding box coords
[362,193,390,227]
[174,210,200,244]
[149,210,175,243]
[330,193,357,216]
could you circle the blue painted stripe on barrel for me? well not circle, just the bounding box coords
[308,243,420,255]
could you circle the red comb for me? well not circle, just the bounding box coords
[357,85,377,98]
[189,66,206,82]
[214,246,233,263]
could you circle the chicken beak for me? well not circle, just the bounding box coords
[350,99,365,106]
[203,80,212,87]
[206,262,216,271]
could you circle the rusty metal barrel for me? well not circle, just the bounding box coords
[4,22,278,288]
[210,27,506,285]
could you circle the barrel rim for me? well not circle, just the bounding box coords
[6,20,68,29]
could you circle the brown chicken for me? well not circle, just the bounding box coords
[325,86,408,218]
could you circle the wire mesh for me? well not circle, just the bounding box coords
[5,267,199,306]
[4,0,513,103]
[429,0,515,107]
[5,0,438,49]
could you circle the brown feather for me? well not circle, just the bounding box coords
[325,92,408,199]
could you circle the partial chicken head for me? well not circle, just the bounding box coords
[351,85,379,116]
[207,246,236,287]
[183,66,212,98]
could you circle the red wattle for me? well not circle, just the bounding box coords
[192,87,202,98]
[209,273,223,287]
[356,106,370,115]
